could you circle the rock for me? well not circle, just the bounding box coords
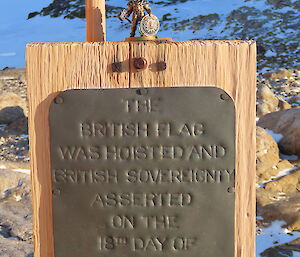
[278,99,291,110]
[256,84,290,116]
[0,197,32,240]
[0,169,30,199]
[259,192,300,231]
[265,169,300,193]
[260,247,293,257]
[276,160,294,172]
[0,136,29,163]
[267,0,294,8]
[5,117,28,135]
[288,94,300,105]
[256,188,288,208]
[256,126,285,183]
[0,69,26,83]
[260,237,300,257]
[0,129,9,138]
[258,108,300,156]
[264,69,294,80]
[0,107,25,125]
[281,85,291,93]
[279,237,300,252]
[256,126,294,185]
[0,169,33,257]
[290,80,300,88]
[0,93,27,113]
[257,85,279,116]
[0,237,33,257]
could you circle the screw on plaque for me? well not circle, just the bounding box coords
[220,93,230,101]
[54,96,64,104]
[134,57,148,71]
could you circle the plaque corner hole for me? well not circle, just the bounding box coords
[220,93,230,101]
[54,96,64,104]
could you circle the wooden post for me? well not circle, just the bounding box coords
[86,0,106,41]
[26,41,256,257]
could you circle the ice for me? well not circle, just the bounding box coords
[265,129,283,143]
[12,169,30,175]
[257,220,300,256]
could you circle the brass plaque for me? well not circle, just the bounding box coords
[49,87,235,257]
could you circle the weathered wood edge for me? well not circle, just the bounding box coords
[26,41,256,257]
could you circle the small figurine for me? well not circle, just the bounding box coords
[118,0,160,39]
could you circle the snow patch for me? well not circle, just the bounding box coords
[8,237,19,241]
[265,129,283,143]
[17,134,29,139]
[12,169,30,175]
[15,195,22,202]
[0,165,30,174]
[257,167,298,188]
[265,50,277,57]
[256,220,300,256]
[280,153,299,161]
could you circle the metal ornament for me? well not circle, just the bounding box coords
[118,9,131,23]
[139,14,160,36]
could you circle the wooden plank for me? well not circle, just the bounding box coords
[86,0,106,41]
[130,40,257,257]
[26,42,129,257]
[26,41,256,257]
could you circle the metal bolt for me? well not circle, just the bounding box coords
[55,96,64,104]
[157,61,167,71]
[134,57,148,71]
[227,187,235,193]
[112,62,122,73]
[220,94,230,101]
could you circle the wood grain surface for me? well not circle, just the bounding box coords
[26,41,256,257]
[86,0,106,42]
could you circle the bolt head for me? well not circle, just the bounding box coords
[157,61,167,71]
[112,62,122,73]
[134,57,148,70]
[220,94,230,101]
[55,96,64,104]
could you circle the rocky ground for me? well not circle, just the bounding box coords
[0,68,32,257]
[256,69,300,256]
[1,68,300,256]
